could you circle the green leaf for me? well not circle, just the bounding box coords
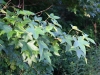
[27,41,39,51]
[79,44,86,55]
[86,38,96,44]
[45,23,54,32]
[29,20,38,26]
[7,31,15,40]
[27,24,44,39]
[43,50,52,64]
[38,40,48,61]
[17,10,35,16]
[52,42,60,56]
[24,55,37,66]
[65,35,73,46]
[21,41,32,56]
[22,33,33,42]
[34,16,42,22]
[76,49,85,58]
[73,36,89,55]
[21,41,38,52]
[3,25,12,33]
[49,13,60,19]
[0,22,5,29]
[21,41,39,66]
[41,21,47,27]
[34,26,44,36]
[66,44,71,51]
[78,36,90,47]
[51,19,62,28]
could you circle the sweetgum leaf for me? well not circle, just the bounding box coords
[43,50,52,64]
[49,13,60,19]
[3,25,12,33]
[76,49,85,58]
[17,10,35,15]
[38,40,48,61]
[51,19,62,28]
[27,41,39,51]
[27,24,44,39]
[34,16,42,22]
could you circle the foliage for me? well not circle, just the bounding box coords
[0,0,100,75]
[0,2,95,75]
[53,45,100,75]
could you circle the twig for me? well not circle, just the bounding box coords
[24,3,37,6]
[22,0,24,10]
[36,5,53,15]
[3,0,11,9]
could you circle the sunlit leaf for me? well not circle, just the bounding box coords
[86,38,96,44]
[17,10,35,15]
[49,13,60,19]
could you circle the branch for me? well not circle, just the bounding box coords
[36,5,53,15]
[2,0,11,9]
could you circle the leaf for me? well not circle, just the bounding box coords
[21,41,32,56]
[41,21,47,27]
[78,36,90,47]
[21,41,39,66]
[79,45,86,55]
[29,20,38,26]
[27,24,44,39]
[65,35,73,46]
[52,42,60,56]
[27,41,39,51]
[45,23,54,32]
[17,10,35,16]
[14,30,22,38]
[43,50,52,64]
[83,33,95,44]
[22,33,33,42]
[49,13,60,19]
[71,24,81,32]
[34,16,42,22]
[34,27,44,36]
[25,55,37,66]
[66,44,71,51]
[7,31,15,40]
[60,36,66,44]
[51,19,62,28]
[86,38,96,44]
[3,25,12,33]
[73,36,89,55]
[21,41,38,52]
[76,48,85,58]
[73,37,79,47]
[38,40,48,61]
[0,22,5,29]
